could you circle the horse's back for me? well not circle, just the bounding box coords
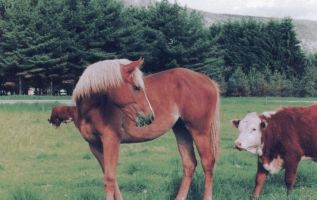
[145,67,218,92]
[145,68,219,128]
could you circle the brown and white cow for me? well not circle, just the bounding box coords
[232,105,317,198]
[48,105,77,127]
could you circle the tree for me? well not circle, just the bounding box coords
[121,0,223,75]
[298,56,317,97]
[248,67,269,96]
[268,71,293,96]
[227,67,250,96]
[210,18,306,80]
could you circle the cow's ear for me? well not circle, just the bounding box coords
[231,119,240,128]
[260,120,268,129]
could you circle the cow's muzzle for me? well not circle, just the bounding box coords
[234,141,244,151]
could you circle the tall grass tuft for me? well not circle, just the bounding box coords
[166,167,204,200]
[10,187,42,200]
[187,172,204,200]
[75,190,103,200]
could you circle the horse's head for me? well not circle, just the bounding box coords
[109,58,155,127]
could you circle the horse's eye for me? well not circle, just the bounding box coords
[252,128,256,131]
[133,85,141,91]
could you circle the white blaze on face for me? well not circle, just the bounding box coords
[133,69,145,89]
[133,69,155,117]
[234,112,263,155]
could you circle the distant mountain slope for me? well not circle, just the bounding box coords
[121,0,317,53]
[200,11,317,53]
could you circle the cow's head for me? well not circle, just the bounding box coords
[48,116,62,127]
[232,112,267,156]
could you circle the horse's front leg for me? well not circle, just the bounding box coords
[102,133,122,200]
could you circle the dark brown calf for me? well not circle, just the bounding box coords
[233,105,317,198]
[48,105,76,127]
[49,104,104,172]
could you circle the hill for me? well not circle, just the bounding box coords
[122,0,317,53]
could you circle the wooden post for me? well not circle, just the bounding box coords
[19,76,22,95]
[50,80,53,95]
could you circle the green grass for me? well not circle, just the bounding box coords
[0,95,71,100]
[1,98,317,199]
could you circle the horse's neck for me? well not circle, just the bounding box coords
[120,110,178,142]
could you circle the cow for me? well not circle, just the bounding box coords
[48,105,77,127]
[48,104,105,171]
[232,104,317,198]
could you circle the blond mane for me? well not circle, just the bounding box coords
[72,59,132,101]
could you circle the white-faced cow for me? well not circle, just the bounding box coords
[232,105,317,198]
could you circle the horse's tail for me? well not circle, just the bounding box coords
[210,80,220,160]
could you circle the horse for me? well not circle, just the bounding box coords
[72,58,220,200]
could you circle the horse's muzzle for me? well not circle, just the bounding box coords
[136,114,155,127]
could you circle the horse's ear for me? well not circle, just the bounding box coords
[121,58,144,83]
[135,57,144,69]
[231,119,240,128]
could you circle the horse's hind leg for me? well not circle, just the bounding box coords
[189,127,216,200]
[172,120,197,200]
[89,143,104,172]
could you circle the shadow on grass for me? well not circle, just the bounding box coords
[166,164,204,200]
[75,190,104,200]
[76,179,103,187]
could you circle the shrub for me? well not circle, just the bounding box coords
[226,67,250,96]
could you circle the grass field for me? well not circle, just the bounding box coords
[0,95,71,100]
[1,98,317,200]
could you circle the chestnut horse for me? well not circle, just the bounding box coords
[72,58,220,200]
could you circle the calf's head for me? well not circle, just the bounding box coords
[232,112,267,156]
[48,106,75,127]
[48,115,62,127]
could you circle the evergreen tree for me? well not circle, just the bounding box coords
[0,0,313,96]
[248,67,269,96]
[125,0,223,75]
[268,71,293,96]
[298,56,317,97]
[210,18,306,79]
[227,67,250,96]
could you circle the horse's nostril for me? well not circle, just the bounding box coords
[145,117,152,125]
[136,113,154,127]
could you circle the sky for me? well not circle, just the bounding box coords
[168,0,317,21]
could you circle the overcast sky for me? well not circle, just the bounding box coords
[168,0,317,21]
